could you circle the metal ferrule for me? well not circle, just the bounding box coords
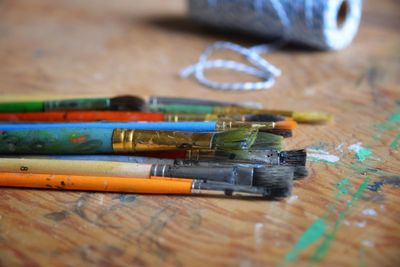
[164,113,219,122]
[212,150,281,164]
[243,150,281,164]
[214,107,292,116]
[174,159,266,170]
[150,164,254,186]
[214,120,275,131]
[184,149,281,165]
[191,180,267,197]
[184,149,204,160]
[112,129,214,152]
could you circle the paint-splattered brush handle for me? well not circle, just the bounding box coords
[0,129,215,154]
[0,98,110,113]
[0,172,270,197]
[0,128,113,154]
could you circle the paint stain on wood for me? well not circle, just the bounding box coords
[44,211,68,221]
[116,194,137,203]
[368,176,400,192]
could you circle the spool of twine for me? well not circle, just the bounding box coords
[180,0,362,91]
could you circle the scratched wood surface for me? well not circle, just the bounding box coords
[0,0,399,266]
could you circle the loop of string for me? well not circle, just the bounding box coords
[179,41,285,91]
[180,0,289,91]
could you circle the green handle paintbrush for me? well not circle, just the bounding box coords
[0,95,145,113]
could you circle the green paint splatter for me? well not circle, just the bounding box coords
[350,164,398,177]
[309,177,370,261]
[358,245,366,267]
[390,133,400,149]
[336,178,350,199]
[281,103,399,265]
[348,143,373,162]
[355,147,372,161]
[284,219,326,261]
[282,177,370,264]
[375,109,400,133]
[387,112,400,124]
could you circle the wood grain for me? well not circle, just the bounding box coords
[0,0,400,266]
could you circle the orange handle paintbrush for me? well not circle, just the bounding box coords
[0,172,274,197]
[0,172,192,194]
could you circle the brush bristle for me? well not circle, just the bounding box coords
[279,149,307,166]
[253,166,294,198]
[294,166,309,179]
[250,132,283,150]
[110,95,146,111]
[292,112,333,124]
[244,114,286,122]
[213,129,258,151]
[259,129,292,138]
[275,120,297,129]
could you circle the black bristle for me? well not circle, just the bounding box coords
[294,166,309,179]
[110,95,146,111]
[253,166,294,198]
[259,128,292,138]
[280,149,307,166]
[244,114,286,122]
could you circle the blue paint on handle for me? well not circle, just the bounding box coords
[0,128,113,154]
[0,122,217,132]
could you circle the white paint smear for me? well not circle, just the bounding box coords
[355,220,367,228]
[307,149,340,162]
[308,148,340,163]
[254,223,263,245]
[348,142,363,153]
[362,208,377,216]
[361,240,375,247]
[336,143,344,153]
[287,195,299,204]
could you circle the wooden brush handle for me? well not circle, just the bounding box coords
[0,172,193,194]
[0,111,164,122]
[0,158,153,178]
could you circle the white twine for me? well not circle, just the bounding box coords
[181,0,362,91]
[180,41,283,91]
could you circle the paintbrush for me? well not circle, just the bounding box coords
[0,158,294,188]
[0,112,291,136]
[15,150,305,166]
[149,104,332,124]
[0,172,291,198]
[0,95,146,113]
[6,149,306,179]
[0,111,287,123]
[136,148,306,178]
[147,96,263,109]
[0,128,261,154]
[0,120,295,133]
[0,95,262,113]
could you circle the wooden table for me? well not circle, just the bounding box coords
[0,0,399,266]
